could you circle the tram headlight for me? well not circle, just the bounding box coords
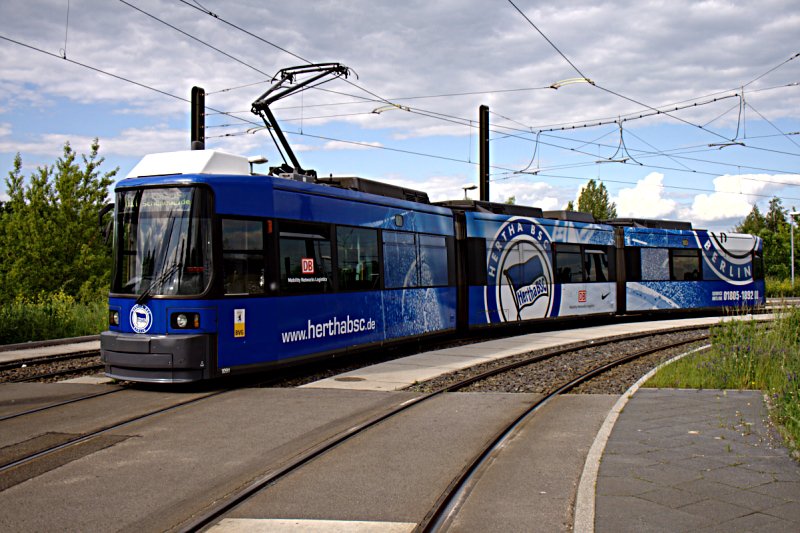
[109,310,120,326]
[171,312,200,330]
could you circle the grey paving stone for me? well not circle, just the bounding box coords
[595,475,656,497]
[749,480,800,500]
[634,462,704,487]
[595,389,800,532]
[703,464,777,489]
[714,487,788,512]
[696,511,792,533]
[677,497,753,522]
[672,477,740,498]
[636,486,706,509]
[763,500,800,522]
[595,494,712,533]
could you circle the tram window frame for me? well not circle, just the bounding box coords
[624,248,642,282]
[584,246,611,282]
[382,230,452,290]
[753,250,764,280]
[278,220,334,294]
[383,230,418,289]
[466,237,488,286]
[554,244,584,283]
[419,234,449,287]
[220,217,266,296]
[336,225,381,291]
[670,248,702,281]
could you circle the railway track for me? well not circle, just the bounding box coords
[176,327,712,532]
[0,316,774,530]
[1,354,104,383]
[414,335,710,532]
[0,301,779,385]
[0,388,229,490]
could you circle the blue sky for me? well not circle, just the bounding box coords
[1,0,799,231]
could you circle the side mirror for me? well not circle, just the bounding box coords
[99,203,114,243]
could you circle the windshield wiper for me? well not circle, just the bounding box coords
[136,262,182,305]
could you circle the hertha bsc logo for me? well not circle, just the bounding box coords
[130,304,153,334]
[485,218,559,322]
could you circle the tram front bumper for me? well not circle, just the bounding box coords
[100,331,215,383]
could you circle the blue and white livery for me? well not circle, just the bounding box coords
[100,151,765,383]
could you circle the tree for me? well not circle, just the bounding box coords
[765,197,789,233]
[0,140,117,302]
[734,198,791,279]
[576,179,617,220]
[566,200,574,211]
[505,196,516,205]
[735,204,766,235]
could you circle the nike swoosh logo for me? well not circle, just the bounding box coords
[601,292,610,300]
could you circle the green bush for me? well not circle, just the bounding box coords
[766,276,800,298]
[0,291,107,345]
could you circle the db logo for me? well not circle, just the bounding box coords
[301,258,315,274]
[578,290,587,303]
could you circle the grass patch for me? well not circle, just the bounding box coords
[648,308,800,451]
[0,291,107,345]
[766,276,800,298]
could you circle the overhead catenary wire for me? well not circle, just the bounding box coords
[0,33,263,130]
[505,0,754,144]
[9,25,791,185]
[156,0,800,175]
[5,1,800,214]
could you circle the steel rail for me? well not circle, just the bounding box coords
[177,327,712,532]
[414,335,709,532]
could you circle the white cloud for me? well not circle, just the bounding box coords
[614,172,678,218]
[380,174,471,202]
[379,172,570,209]
[688,173,800,223]
[0,127,186,159]
[1,0,799,226]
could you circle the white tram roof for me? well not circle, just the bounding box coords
[126,150,251,178]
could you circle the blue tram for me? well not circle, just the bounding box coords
[101,150,458,382]
[100,64,764,382]
[100,149,765,382]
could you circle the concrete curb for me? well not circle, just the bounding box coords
[572,343,712,533]
[0,334,100,352]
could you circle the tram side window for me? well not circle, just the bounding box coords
[279,222,333,293]
[222,218,265,295]
[419,235,449,287]
[337,226,380,291]
[555,244,584,283]
[383,231,418,288]
[383,231,450,289]
[640,248,670,281]
[584,247,610,282]
[671,249,701,281]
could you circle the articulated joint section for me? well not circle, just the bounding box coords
[100,331,215,383]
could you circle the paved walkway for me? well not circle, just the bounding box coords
[592,389,800,532]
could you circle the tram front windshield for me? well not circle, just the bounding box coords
[113,187,212,297]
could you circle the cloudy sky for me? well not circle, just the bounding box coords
[1,0,799,231]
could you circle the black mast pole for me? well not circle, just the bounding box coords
[479,105,489,202]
